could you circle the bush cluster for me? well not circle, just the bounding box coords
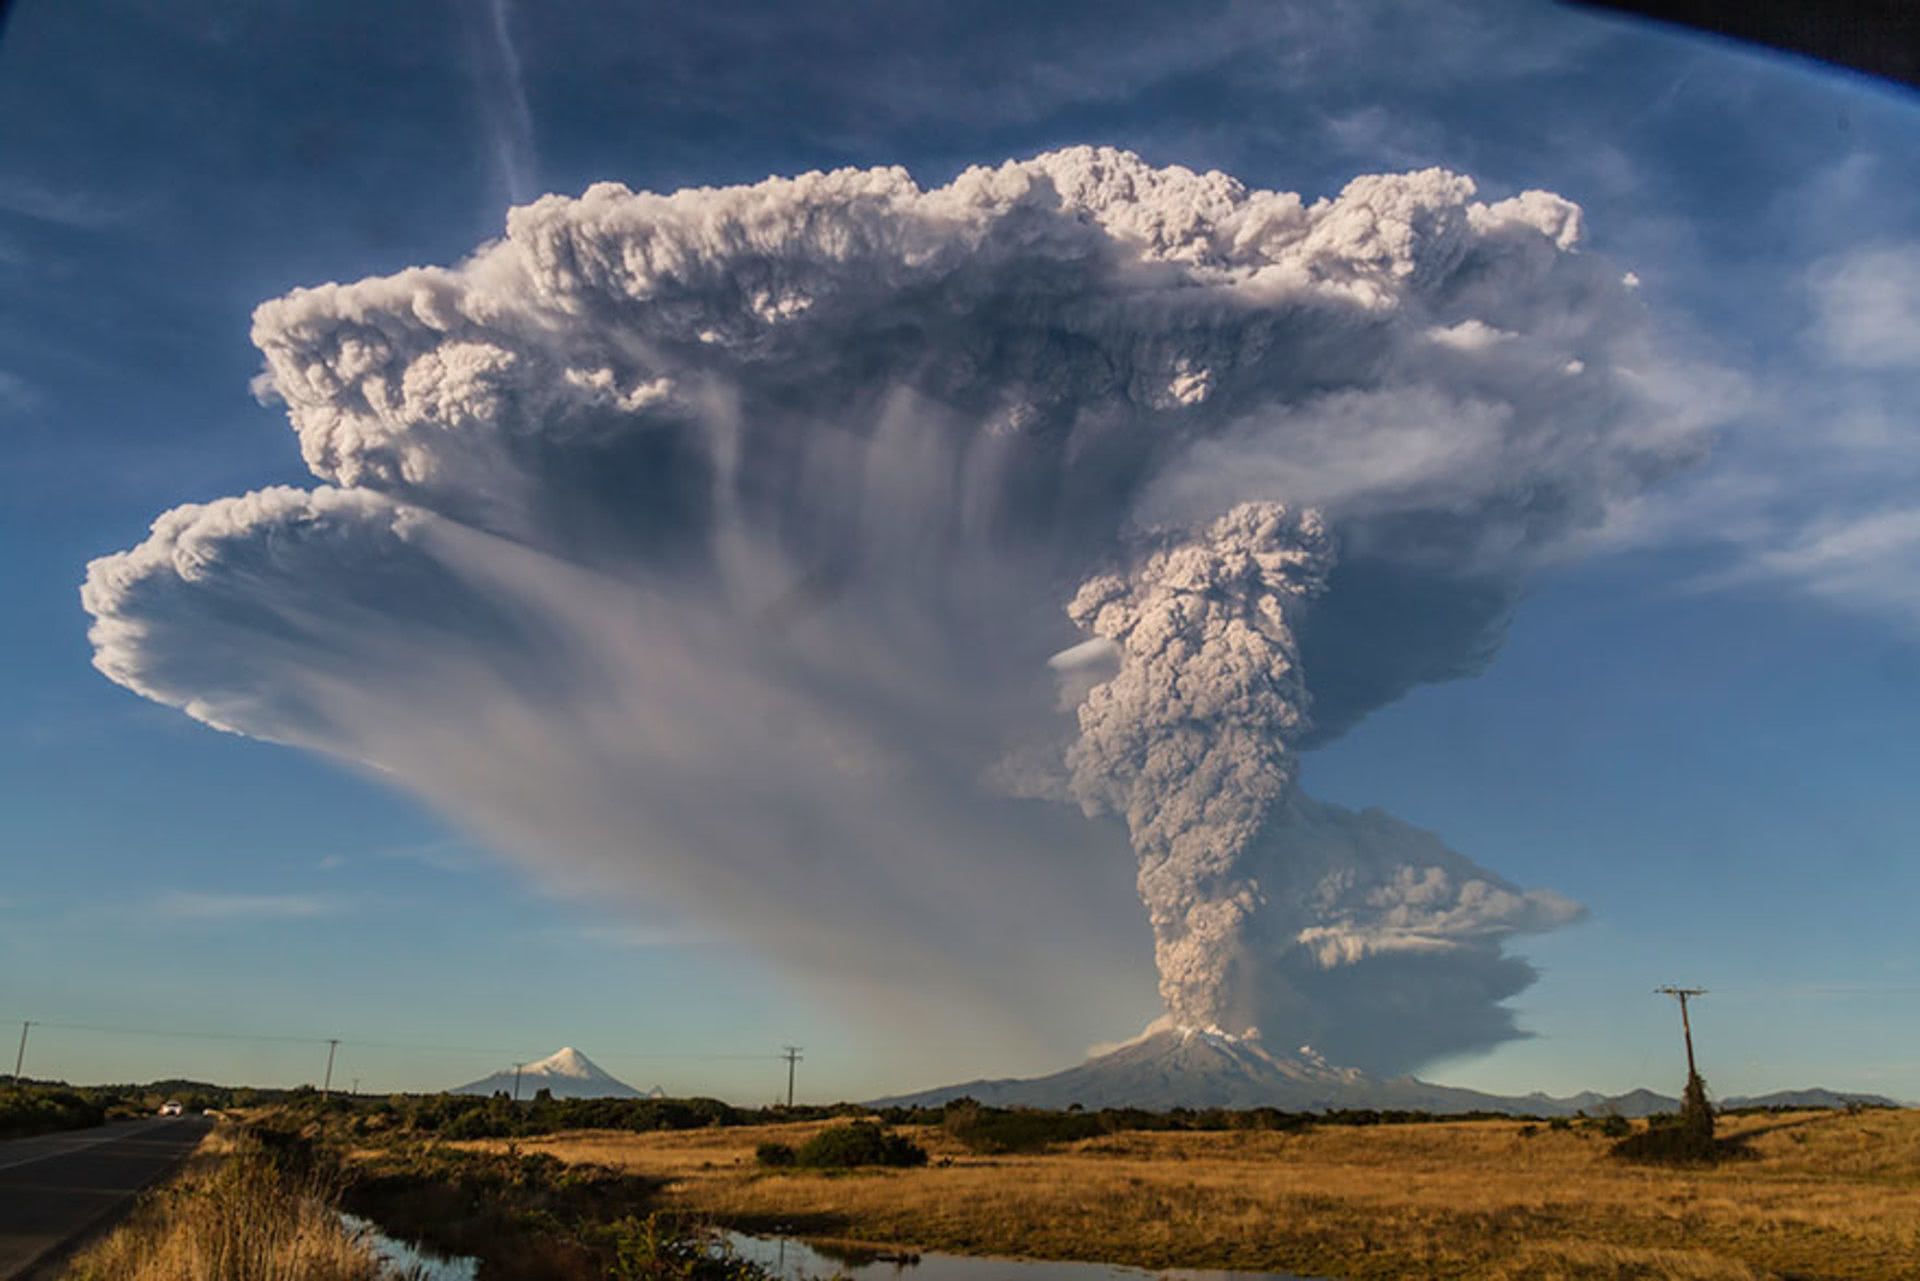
[285,1091,754,1141]
[941,1101,1104,1153]
[1613,1073,1728,1164]
[756,1122,927,1169]
[878,1099,1494,1134]
[0,1086,106,1140]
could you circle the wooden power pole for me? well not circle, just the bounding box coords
[781,1045,803,1108]
[1655,986,1707,1081]
[11,1021,32,1089]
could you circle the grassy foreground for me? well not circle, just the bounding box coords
[63,1127,380,1281]
[449,1109,1920,1280]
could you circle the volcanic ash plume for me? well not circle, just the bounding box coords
[1065,503,1332,1033]
[80,148,1719,1067]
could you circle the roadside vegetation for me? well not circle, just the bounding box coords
[243,1112,784,1279]
[1,1079,278,1139]
[55,1111,789,1281]
[1,1086,111,1140]
[62,1127,379,1281]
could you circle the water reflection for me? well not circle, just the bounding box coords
[722,1230,1322,1280]
[336,1212,1322,1281]
[341,1211,480,1281]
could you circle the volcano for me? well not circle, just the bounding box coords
[871,1027,1674,1116]
[451,1047,654,1100]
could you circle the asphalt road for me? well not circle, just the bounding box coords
[0,1116,213,1280]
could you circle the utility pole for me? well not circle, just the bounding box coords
[351,1078,360,1097]
[321,1039,339,1098]
[11,1021,32,1088]
[1655,986,1707,1081]
[513,1062,523,1103]
[1656,986,1714,1142]
[781,1046,803,1108]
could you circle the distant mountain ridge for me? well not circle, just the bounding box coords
[1722,1088,1902,1110]
[871,1027,1902,1117]
[452,1047,660,1100]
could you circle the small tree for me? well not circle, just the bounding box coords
[1679,1069,1715,1143]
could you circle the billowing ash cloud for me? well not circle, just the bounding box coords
[83,148,1704,1071]
[1049,501,1581,1057]
[1232,797,1582,1068]
[1063,502,1333,1032]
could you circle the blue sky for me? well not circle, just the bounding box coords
[3,0,1918,1103]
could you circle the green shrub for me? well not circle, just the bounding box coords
[793,1122,927,1169]
[754,1142,796,1168]
[0,1087,106,1140]
[942,1102,1103,1154]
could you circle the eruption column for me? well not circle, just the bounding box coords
[1066,502,1332,1033]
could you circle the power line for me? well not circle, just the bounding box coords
[6,1019,782,1063]
[24,1020,329,1046]
[2,1015,793,1097]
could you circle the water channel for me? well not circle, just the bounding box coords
[345,1213,1323,1281]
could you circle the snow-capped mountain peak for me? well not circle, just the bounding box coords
[529,1047,596,1079]
[451,1046,646,1099]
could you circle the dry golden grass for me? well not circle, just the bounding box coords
[452,1109,1920,1280]
[64,1126,381,1281]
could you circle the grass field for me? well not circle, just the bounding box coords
[447,1109,1920,1280]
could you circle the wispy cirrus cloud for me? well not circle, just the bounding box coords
[0,177,137,229]
[1729,509,1920,629]
[1581,235,1920,633]
[307,838,482,875]
[154,891,345,921]
[375,838,484,874]
[1722,243,1920,626]
[575,922,716,950]
[1810,242,1920,370]
[466,0,537,205]
[0,371,38,415]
